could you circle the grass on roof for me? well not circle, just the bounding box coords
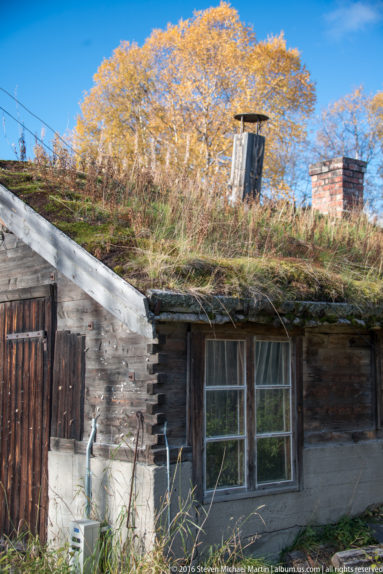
[0,158,383,307]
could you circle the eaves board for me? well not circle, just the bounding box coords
[0,183,154,339]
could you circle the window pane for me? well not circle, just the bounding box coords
[257,436,291,484]
[206,390,244,437]
[206,340,245,386]
[256,388,290,434]
[255,341,290,386]
[206,440,245,491]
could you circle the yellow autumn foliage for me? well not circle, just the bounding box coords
[75,2,315,196]
[371,91,383,143]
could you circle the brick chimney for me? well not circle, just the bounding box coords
[309,157,366,217]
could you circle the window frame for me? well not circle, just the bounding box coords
[203,338,247,494]
[191,327,302,502]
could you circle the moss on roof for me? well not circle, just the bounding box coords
[1,159,383,310]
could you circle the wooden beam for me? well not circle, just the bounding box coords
[0,184,154,338]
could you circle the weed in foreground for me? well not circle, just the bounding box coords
[290,515,376,554]
[0,532,72,573]
[283,510,382,570]
[1,509,379,573]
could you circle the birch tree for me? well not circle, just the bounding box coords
[312,87,383,209]
[75,2,315,194]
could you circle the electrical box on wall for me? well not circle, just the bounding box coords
[70,519,100,574]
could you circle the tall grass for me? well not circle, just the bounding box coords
[0,488,271,573]
[2,149,383,306]
[0,533,72,573]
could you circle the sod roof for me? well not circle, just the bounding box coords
[1,159,383,327]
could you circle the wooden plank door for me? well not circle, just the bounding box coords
[0,297,53,541]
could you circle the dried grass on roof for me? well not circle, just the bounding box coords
[1,157,383,307]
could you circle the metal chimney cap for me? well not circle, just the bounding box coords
[234,113,269,123]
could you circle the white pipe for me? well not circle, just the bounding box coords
[85,416,99,519]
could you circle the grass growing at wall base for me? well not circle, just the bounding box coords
[0,534,72,573]
[0,519,275,573]
[284,505,383,569]
[1,506,383,572]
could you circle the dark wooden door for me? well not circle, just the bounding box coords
[0,297,53,541]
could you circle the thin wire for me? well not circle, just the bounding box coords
[0,105,58,158]
[0,86,77,156]
[1,101,123,168]
[0,86,145,166]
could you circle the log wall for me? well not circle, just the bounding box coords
[303,330,377,444]
[55,274,161,450]
[149,322,190,460]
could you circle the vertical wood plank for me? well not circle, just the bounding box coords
[67,333,75,438]
[51,331,86,442]
[0,296,52,540]
[39,295,52,539]
[7,339,17,533]
[50,330,59,438]
[0,303,7,533]
[33,338,42,535]
[27,333,36,533]
[73,334,86,440]
[13,337,23,531]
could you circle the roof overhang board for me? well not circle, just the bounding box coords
[0,184,154,338]
[148,290,382,329]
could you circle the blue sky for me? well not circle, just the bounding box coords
[1,0,383,160]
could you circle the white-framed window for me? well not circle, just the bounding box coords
[254,340,293,487]
[202,336,296,495]
[204,339,246,492]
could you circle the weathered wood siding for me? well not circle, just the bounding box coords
[0,232,53,291]
[148,322,190,462]
[55,274,160,451]
[51,331,86,441]
[0,231,161,461]
[1,229,383,468]
[303,331,376,443]
[0,184,153,338]
[0,296,53,540]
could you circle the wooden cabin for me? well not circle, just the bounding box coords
[0,160,382,558]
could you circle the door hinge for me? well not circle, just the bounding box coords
[6,330,47,351]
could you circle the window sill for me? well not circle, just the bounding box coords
[203,482,300,504]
